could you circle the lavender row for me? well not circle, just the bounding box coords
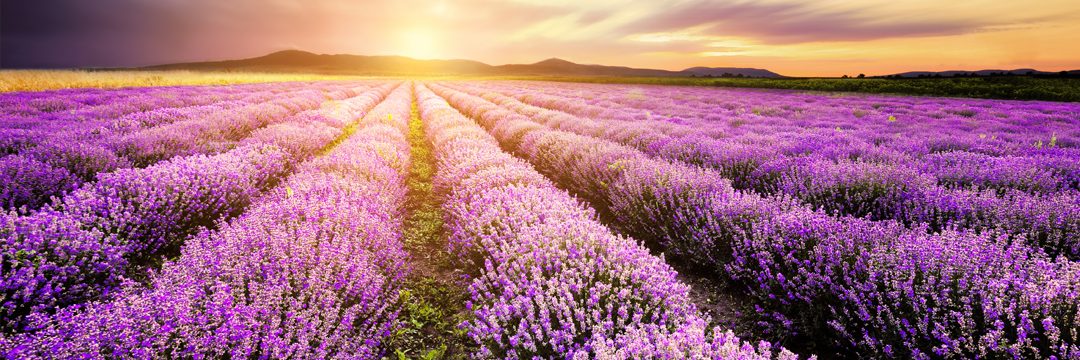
[0,82,365,164]
[0,81,341,128]
[452,81,1079,193]
[0,84,372,211]
[0,84,394,333]
[0,82,278,127]
[0,82,276,115]
[0,82,361,198]
[109,84,368,167]
[0,81,329,153]
[428,83,1080,359]
[443,83,1080,260]
[484,81,1080,195]
[0,95,272,211]
[493,80,1080,155]
[415,84,799,359]
[2,82,415,358]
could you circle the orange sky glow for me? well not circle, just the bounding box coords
[4,0,1080,76]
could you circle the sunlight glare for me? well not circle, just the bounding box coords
[398,28,440,59]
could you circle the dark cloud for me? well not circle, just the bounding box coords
[0,0,567,68]
[1,0,1072,70]
[3,0,216,67]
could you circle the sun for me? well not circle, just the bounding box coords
[398,28,441,59]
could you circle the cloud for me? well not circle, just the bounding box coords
[2,0,1078,74]
[1,0,567,67]
[599,1,994,44]
[514,0,1065,46]
[695,3,990,43]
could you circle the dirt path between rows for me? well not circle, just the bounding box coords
[384,95,475,359]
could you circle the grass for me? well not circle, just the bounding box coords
[384,96,473,359]
[485,75,1080,102]
[0,69,365,92]
[12,69,1078,102]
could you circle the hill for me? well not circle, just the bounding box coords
[144,50,786,78]
[144,50,491,75]
[888,68,1080,78]
[681,66,782,78]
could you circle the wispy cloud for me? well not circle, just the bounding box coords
[2,0,1078,75]
[622,1,987,43]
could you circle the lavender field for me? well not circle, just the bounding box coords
[1,80,1078,359]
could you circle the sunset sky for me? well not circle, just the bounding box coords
[3,0,1079,76]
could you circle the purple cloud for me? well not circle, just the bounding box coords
[624,0,994,43]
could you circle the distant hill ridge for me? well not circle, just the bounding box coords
[145,50,1077,78]
[144,50,786,78]
[888,69,1080,78]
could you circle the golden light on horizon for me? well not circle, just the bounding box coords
[4,0,1079,75]
[396,27,442,60]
